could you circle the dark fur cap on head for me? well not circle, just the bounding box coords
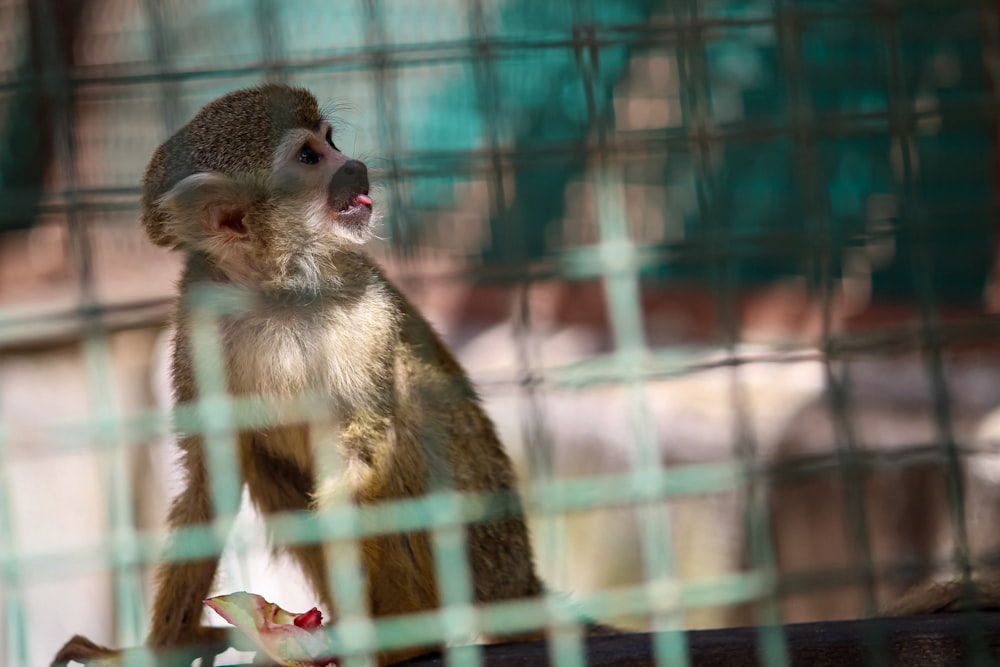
[142,84,323,247]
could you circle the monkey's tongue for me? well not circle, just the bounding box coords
[353,193,373,208]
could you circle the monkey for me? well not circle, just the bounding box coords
[52,84,548,667]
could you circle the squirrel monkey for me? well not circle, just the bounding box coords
[53,85,545,666]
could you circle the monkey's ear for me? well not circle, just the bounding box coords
[155,173,256,248]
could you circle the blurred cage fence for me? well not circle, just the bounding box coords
[3,0,1000,664]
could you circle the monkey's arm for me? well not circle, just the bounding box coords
[309,410,446,667]
[147,435,241,652]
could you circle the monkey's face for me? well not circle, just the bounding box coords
[270,120,374,246]
[154,123,376,292]
[143,85,379,292]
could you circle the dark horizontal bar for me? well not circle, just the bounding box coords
[233,613,1000,666]
[393,614,1000,667]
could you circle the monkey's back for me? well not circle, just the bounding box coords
[389,287,545,605]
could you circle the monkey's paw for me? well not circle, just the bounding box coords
[52,627,236,667]
[51,635,121,666]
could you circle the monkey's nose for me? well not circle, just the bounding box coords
[328,159,370,210]
[341,160,367,180]
[336,160,368,191]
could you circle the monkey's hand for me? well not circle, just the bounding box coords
[52,627,234,666]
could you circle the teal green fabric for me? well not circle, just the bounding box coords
[2,2,991,302]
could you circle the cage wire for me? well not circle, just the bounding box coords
[2,0,1000,665]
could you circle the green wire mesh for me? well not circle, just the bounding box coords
[2,0,1000,665]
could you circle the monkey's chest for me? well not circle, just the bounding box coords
[220,313,387,413]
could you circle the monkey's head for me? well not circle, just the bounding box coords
[143,84,374,290]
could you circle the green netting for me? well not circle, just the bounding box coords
[1,0,999,666]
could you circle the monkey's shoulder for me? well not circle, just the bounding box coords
[381,284,520,491]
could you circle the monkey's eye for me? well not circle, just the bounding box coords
[299,144,320,165]
[325,128,338,151]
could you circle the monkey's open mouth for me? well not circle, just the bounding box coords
[333,193,373,226]
[343,193,372,211]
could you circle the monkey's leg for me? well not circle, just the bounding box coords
[146,437,242,658]
[243,446,334,613]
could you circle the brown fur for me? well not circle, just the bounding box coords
[54,85,544,667]
[142,85,323,248]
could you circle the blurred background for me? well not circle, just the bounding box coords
[3,0,1000,664]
